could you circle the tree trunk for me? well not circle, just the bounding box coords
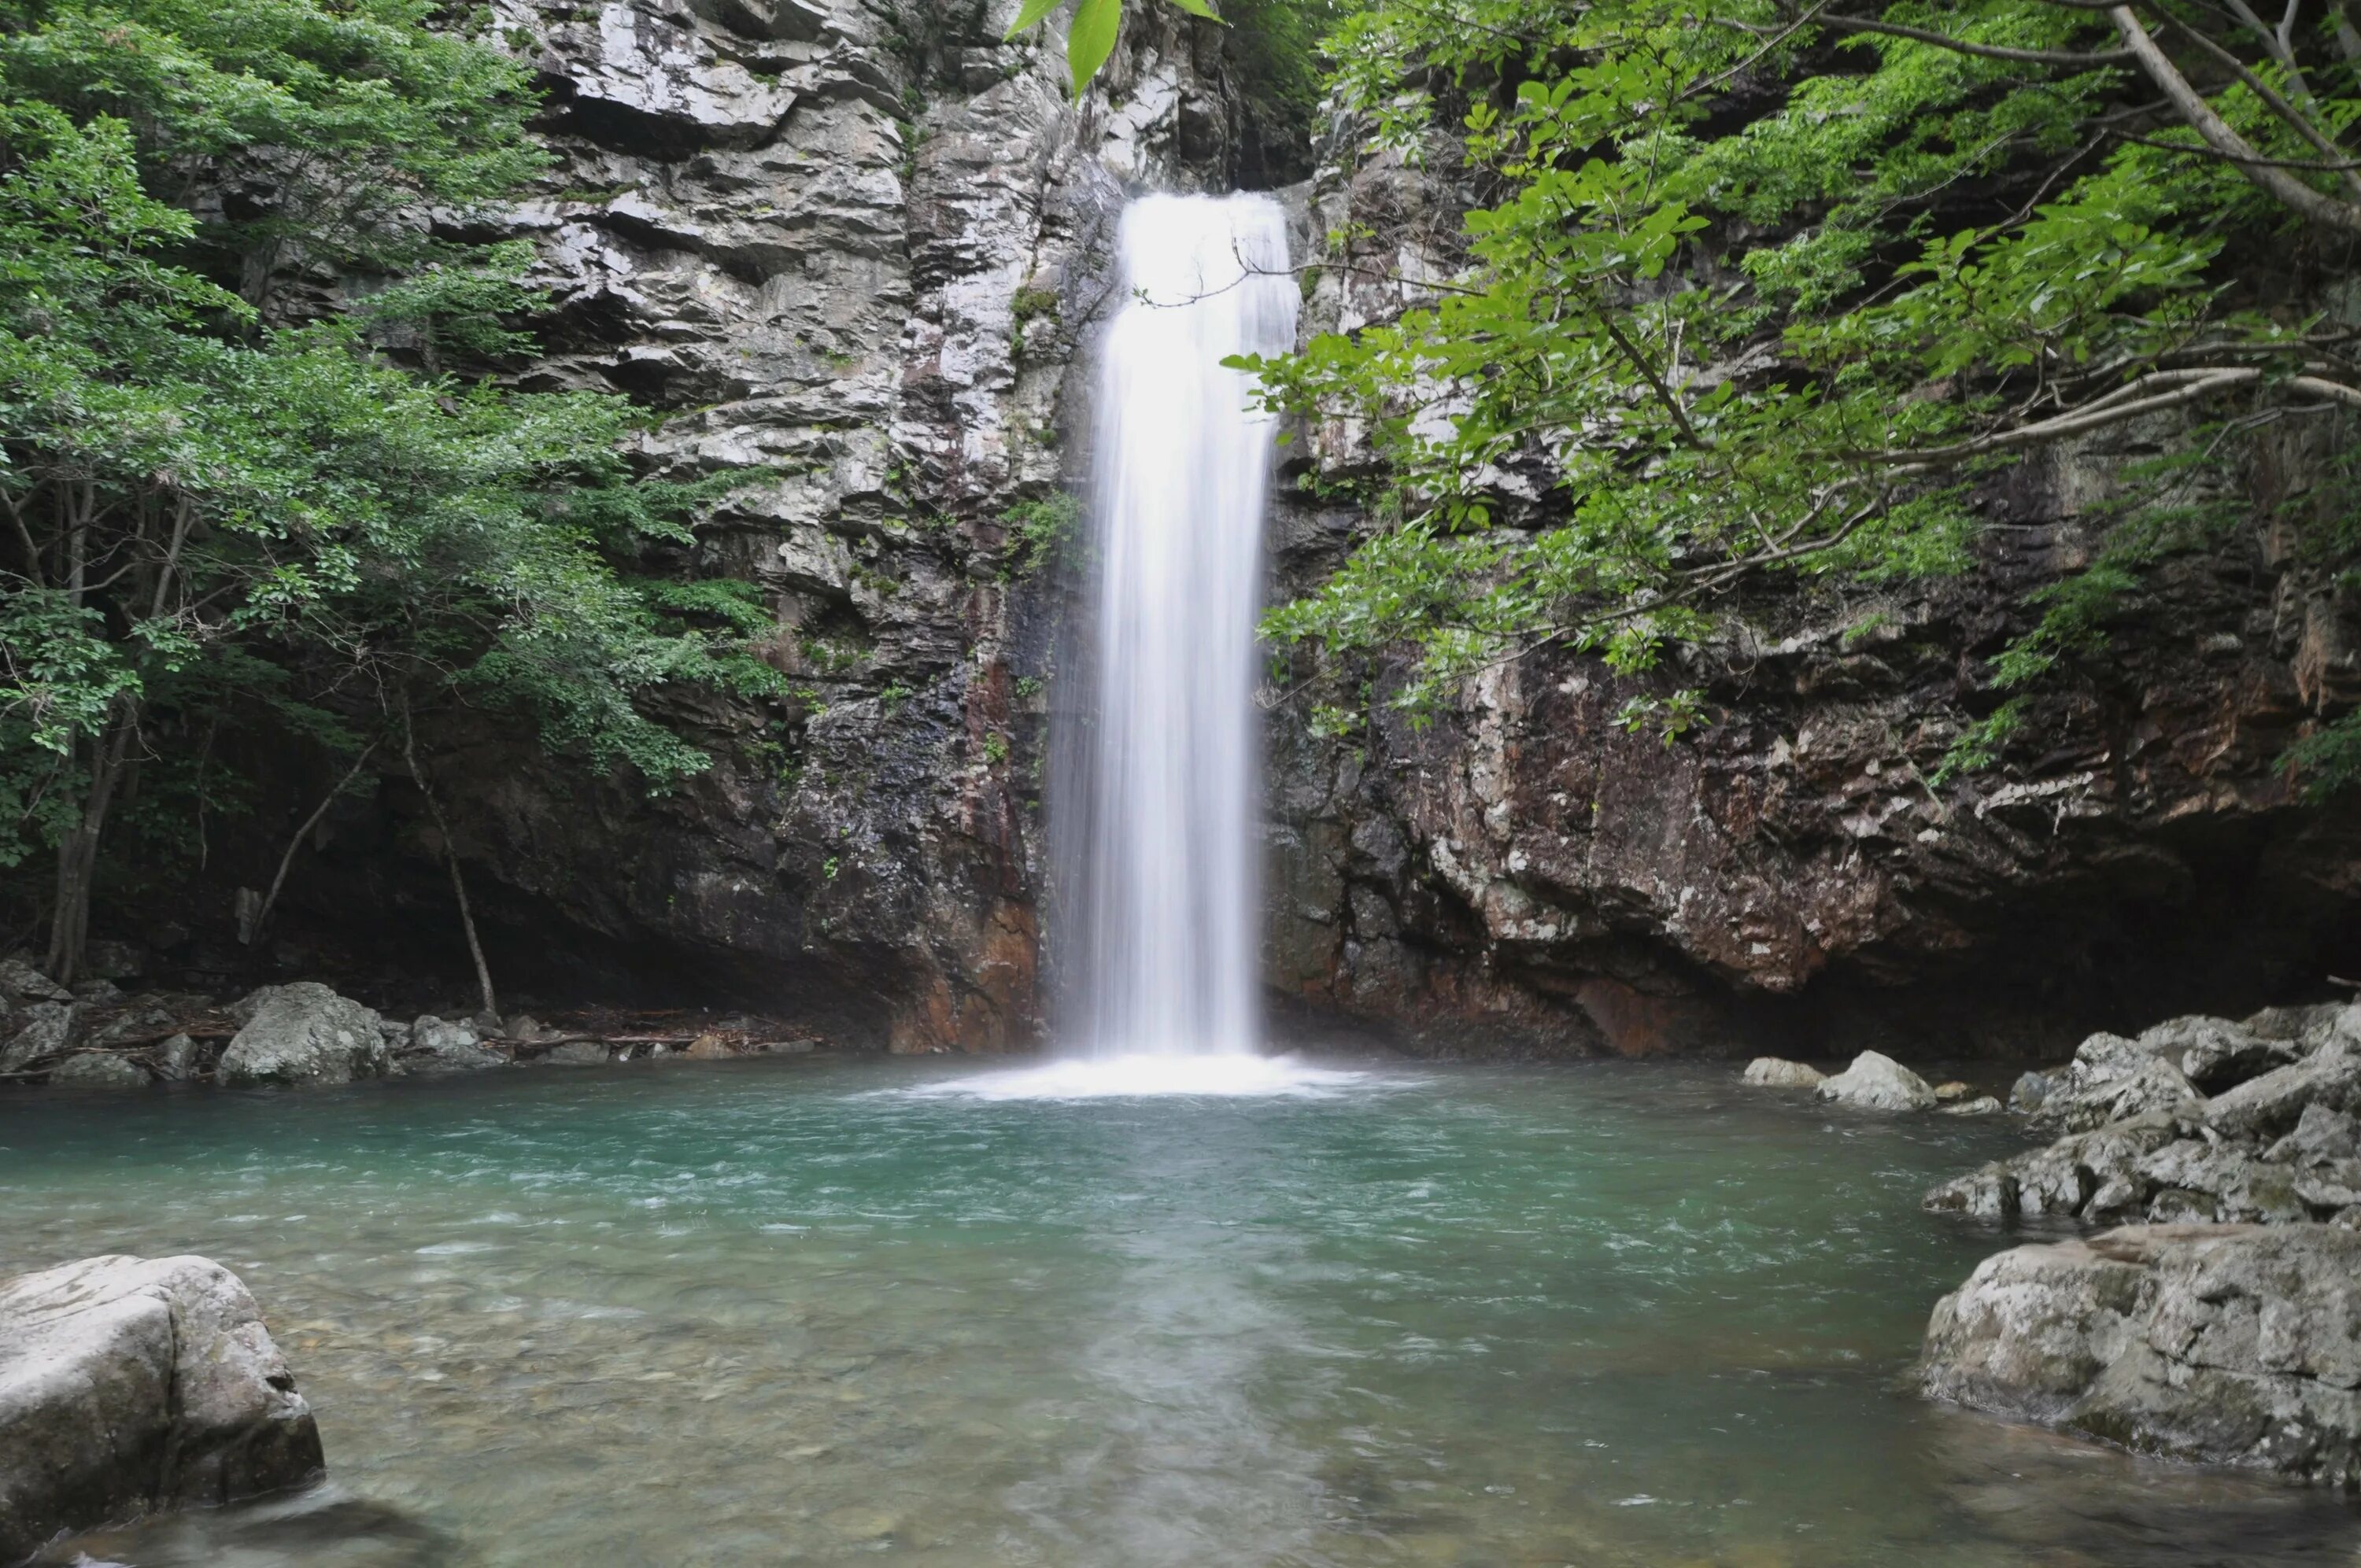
[45,705,139,985]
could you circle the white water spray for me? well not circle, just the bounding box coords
[1071,192,1299,1065]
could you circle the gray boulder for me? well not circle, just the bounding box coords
[1815,1050,1937,1111]
[47,1053,149,1090]
[0,1003,79,1075]
[1742,1057,1824,1089]
[2203,1040,2361,1142]
[2140,1016,2304,1093]
[0,958,69,1004]
[1920,1224,2361,1485]
[153,1034,200,1081]
[1941,1095,2003,1116]
[538,1040,612,1066]
[0,1255,324,1560]
[399,1016,505,1074]
[2028,1032,2202,1132]
[2243,1001,2352,1043]
[1924,1109,2185,1222]
[217,983,387,1087]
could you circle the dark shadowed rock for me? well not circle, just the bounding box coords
[218,983,387,1087]
[0,1256,324,1561]
[1921,1225,2361,1485]
[2203,1041,2361,1142]
[46,1053,148,1090]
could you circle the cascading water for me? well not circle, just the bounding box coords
[1067,192,1298,1063]
[1000,191,1295,1088]
[922,191,1353,1098]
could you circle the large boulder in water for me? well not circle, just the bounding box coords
[218,983,386,1087]
[1815,1050,1936,1111]
[1919,1224,2361,1485]
[1742,1057,1823,1089]
[0,1255,324,1559]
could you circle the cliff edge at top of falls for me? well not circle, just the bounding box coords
[26,0,2361,1061]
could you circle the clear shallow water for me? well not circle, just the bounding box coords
[3,1057,2355,1567]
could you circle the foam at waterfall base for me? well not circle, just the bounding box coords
[904,1053,1374,1101]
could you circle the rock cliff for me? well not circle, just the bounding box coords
[115,0,2361,1056]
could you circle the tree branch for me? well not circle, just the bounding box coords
[2109,6,2361,230]
[1821,13,2133,65]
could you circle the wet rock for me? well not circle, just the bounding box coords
[218,983,388,1087]
[1934,1080,1974,1101]
[746,1038,819,1055]
[0,1002,79,1074]
[1943,1096,2004,1116]
[400,1016,505,1074]
[1742,1057,1823,1088]
[504,1014,561,1044]
[682,1033,733,1060]
[1920,1225,2361,1485]
[0,1255,324,1561]
[1816,1050,1937,1111]
[47,1053,149,1089]
[2011,1069,2056,1113]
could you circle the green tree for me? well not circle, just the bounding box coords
[1240,0,2361,771]
[0,0,785,986]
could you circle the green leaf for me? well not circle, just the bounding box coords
[1066,0,1121,94]
[1003,0,1061,41]
[1165,0,1225,21]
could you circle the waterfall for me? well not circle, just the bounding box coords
[1062,193,1299,1063]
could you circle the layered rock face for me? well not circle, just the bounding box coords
[0,1256,324,1559]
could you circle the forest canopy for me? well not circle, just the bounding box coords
[0,0,783,984]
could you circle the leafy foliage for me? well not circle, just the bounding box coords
[0,0,785,975]
[1240,0,2361,771]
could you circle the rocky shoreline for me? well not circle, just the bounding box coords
[1753,998,2361,1486]
[0,960,829,1090]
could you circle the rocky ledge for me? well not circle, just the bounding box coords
[1919,1224,2361,1486]
[0,1256,324,1561]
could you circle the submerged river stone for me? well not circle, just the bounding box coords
[0,1255,325,1560]
[1920,1224,2361,1485]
